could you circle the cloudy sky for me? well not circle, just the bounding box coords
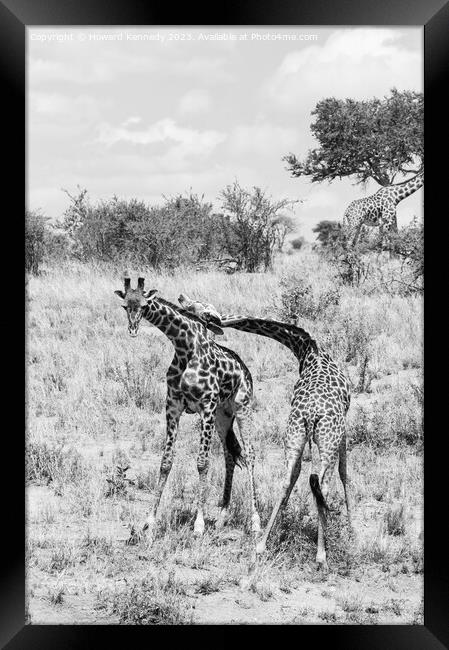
[27,27,423,241]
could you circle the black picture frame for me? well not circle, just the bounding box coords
[4,0,448,647]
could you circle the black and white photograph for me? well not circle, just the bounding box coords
[25,25,424,625]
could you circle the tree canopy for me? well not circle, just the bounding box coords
[312,220,343,249]
[284,89,423,187]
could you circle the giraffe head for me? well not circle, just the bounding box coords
[178,293,224,335]
[114,275,157,337]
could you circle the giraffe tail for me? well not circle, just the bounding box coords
[309,474,329,511]
[225,424,246,468]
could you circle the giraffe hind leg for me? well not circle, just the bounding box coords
[256,419,308,555]
[311,418,342,570]
[338,437,353,536]
[215,408,237,529]
[233,399,260,535]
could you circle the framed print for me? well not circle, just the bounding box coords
[2,0,448,647]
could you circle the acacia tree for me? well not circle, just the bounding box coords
[219,182,296,272]
[312,220,343,248]
[284,89,423,187]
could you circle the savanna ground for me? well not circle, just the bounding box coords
[26,250,423,625]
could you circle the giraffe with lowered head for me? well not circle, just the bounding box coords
[114,276,261,543]
[179,293,351,571]
[343,171,423,246]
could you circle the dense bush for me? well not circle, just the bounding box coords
[39,184,295,272]
[26,440,86,491]
[290,236,305,251]
[389,218,423,292]
[277,274,340,323]
[312,217,423,293]
[57,190,227,268]
[347,383,423,448]
[25,210,48,275]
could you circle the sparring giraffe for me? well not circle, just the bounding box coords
[179,294,351,570]
[343,171,424,246]
[114,276,260,543]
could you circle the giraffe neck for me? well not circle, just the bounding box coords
[388,172,424,205]
[221,317,319,371]
[143,297,205,352]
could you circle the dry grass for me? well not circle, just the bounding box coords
[26,251,423,624]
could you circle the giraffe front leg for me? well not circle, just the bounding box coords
[194,402,218,537]
[134,397,182,545]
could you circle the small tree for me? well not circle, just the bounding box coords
[59,186,90,259]
[284,89,423,187]
[312,220,343,249]
[312,220,374,286]
[219,182,297,272]
[290,236,305,251]
[25,210,48,275]
[273,214,295,251]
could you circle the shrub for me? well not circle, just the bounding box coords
[384,503,406,536]
[290,236,305,251]
[312,220,343,249]
[277,274,340,322]
[389,217,423,293]
[26,441,86,490]
[58,189,228,269]
[219,181,296,272]
[348,383,423,448]
[25,210,48,275]
[110,573,192,625]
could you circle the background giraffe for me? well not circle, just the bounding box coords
[114,276,261,543]
[179,294,351,571]
[342,171,424,246]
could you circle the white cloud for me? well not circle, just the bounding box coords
[30,91,101,121]
[179,89,211,116]
[94,118,226,173]
[122,116,142,127]
[97,118,225,152]
[265,29,422,113]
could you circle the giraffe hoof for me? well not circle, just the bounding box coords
[251,514,261,535]
[255,540,266,555]
[128,521,156,546]
[238,576,252,591]
[215,510,230,531]
[126,525,142,546]
[316,560,329,575]
[193,521,205,537]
